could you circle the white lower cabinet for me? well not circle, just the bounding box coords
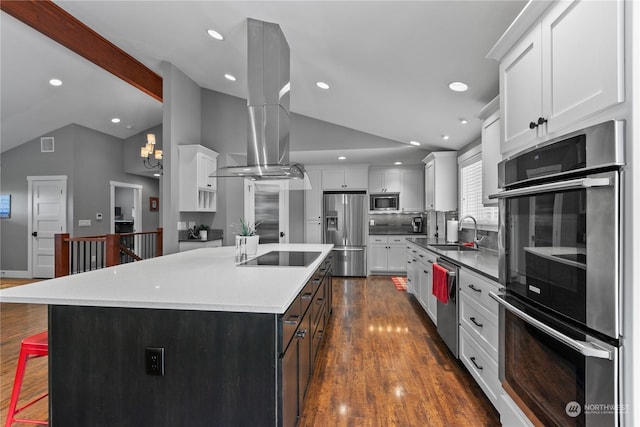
[417,252,437,325]
[405,242,437,325]
[405,246,419,295]
[459,267,501,411]
[369,236,410,274]
[459,328,500,409]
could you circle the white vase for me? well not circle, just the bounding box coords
[199,230,208,241]
[236,235,259,256]
[245,235,259,255]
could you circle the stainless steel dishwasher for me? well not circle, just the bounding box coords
[435,257,459,358]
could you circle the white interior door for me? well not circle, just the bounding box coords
[109,181,142,233]
[28,176,67,278]
[244,181,289,244]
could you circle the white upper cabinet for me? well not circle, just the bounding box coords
[478,97,501,206]
[369,169,401,193]
[399,168,424,212]
[178,145,219,212]
[423,152,457,211]
[196,152,217,191]
[321,166,368,190]
[500,27,543,153]
[492,0,624,156]
[542,0,624,133]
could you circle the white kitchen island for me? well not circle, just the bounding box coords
[0,243,334,427]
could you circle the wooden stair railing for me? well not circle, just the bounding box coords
[55,228,162,277]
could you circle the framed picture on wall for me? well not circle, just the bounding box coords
[0,194,10,218]
[149,197,159,211]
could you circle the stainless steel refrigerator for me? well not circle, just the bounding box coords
[323,191,367,276]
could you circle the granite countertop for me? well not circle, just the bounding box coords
[0,243,334,314]
[406,237,499,282]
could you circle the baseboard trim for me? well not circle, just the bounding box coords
[0,270,31,279]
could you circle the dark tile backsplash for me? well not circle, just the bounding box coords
[369,212,427,235]
[459,228,498,251]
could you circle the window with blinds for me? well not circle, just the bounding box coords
[459,153,498,225]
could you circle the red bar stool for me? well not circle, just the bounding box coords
[5,331,49,427]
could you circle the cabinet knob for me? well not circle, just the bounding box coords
[529,121,538,129]
[537,117,547,126]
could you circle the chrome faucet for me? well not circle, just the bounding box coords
[459,215,483,248]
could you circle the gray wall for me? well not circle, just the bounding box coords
[0,123,160,272]
[161,61,204,254]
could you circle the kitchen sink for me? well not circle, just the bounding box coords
[428,244,478,252]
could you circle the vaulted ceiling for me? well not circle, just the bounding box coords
[1,1,526,164]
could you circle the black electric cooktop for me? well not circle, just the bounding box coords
[237,251,321,267]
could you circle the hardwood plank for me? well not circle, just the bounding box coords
[0,0,162,102]
[299,276,500,426]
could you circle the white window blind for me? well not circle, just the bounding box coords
[459,153,498,226]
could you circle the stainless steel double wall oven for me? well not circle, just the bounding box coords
[490,121,625,426]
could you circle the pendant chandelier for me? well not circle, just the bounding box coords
[140,133,163,174]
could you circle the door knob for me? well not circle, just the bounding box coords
[32,231,38,237]
[280,231,285,237]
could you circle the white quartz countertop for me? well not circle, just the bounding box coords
[0,243,334,314]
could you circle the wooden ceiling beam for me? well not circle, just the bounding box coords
[1,0,163,102]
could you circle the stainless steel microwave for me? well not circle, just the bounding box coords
[370,193,399,211]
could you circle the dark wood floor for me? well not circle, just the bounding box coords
[299,276,499,426]
[0,276,499,426]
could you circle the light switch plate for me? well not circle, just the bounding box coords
[78,220,91,227]
[96,213,103,220]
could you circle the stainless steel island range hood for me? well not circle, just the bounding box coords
[213,18,305,181]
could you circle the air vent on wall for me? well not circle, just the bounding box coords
[41,137,54,152]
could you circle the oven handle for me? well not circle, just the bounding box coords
[488,177,611,199]
[489,291,613,360]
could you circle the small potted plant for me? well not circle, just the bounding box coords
[199,224,209,241]
[236,218,260,256]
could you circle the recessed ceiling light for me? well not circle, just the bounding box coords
[224,74,236,81]
[409,140,421,146]
[49,78,62,86]
[316,81,330,90]
[338,156,346,160]
[442,135,450,140]
[207,29,224,41]
[459,118,468,125]
[111,118,121,123]
[448,81,469,92]
[394,161,402,165]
